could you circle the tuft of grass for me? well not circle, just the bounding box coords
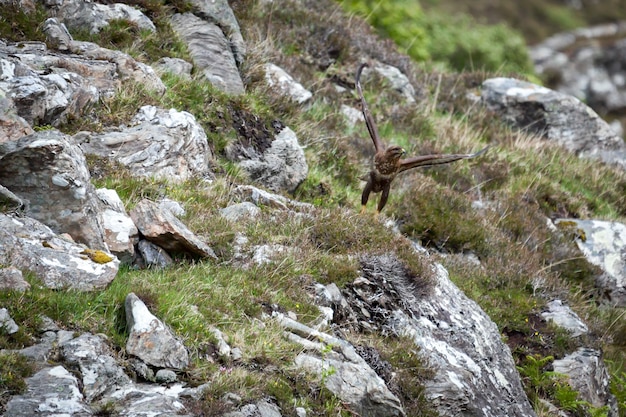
[0,3,48,42]
[0,352,35,413]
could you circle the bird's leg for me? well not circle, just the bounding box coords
[360,179,373,214]
[377,185,391,214]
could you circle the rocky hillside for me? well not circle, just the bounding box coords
[1,1,626,416]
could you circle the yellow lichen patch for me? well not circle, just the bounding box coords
[555,220,587,242]
[80,249,114,264]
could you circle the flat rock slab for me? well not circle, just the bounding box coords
[130,198,217,259]
[0,213,119,291]
[3,366,92,417]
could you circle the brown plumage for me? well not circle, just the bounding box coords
[355,63,489,214]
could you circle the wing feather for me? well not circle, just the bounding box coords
[356,63,384,152]
[398,146,490,173]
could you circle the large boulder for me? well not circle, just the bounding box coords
[78,105,213,181]
[0,213,119,291]
[340,253,536,417]
[481,77,626,170]
[0,130,108,250]
[54,0,156,34]
[186,0,246,67]
[552,348,618,415]
[170,12,245,95]
[235,127,309,193]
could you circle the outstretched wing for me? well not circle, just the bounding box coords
[398,145,490,173]
[356,63,384,153]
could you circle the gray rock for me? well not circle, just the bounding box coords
[237,127,309,193]
[220,202,261,222]
[349,254,536,417]
[170,13,244,95]
[154,57,193,79]
[56,0,156,35]
[0,39,101,127]
[125,292,190,370]
[0,213,119,291]
[541,299,588,337]
[59,333,132,402]
[79,105,212,182]
[252,244,289,265]
[107,382,194,416]
[0,130,109,250]
[0,89,33,141]
[186,0,246,67]
[555,219,626,306]
[155,369,177,383]
[0,184,24,212]
[158,198,187,217]
[340,104,364,127]
[137,239,174,269]
[530,22,626,116]
[233,184,314,211]
[372,62,416,103]
[3,366,92,417]
[0,307,18,334]
[265,63,312,104]
[96,188,138,264]
[552,348,618,415]
[130,198,217,259]
[277,313,405,417]
[481,77,626,170]
[0,266,30,291]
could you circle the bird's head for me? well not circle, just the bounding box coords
[386,145,406,161]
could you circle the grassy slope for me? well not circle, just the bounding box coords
[1,0,626,416]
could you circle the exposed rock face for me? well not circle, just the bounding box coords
[530,22,626,117]
[0,213,119,291]
[125,292,190,370]
[236,127,309,193]
[59,333,132,402]
[130,198,217,259]
[555,219,626,306]
[0,130,108,250]
[3,366,92,417]
[96,188,138,264]
[0,307,19,334]
[277,313,406,417]
[552,348,618,415]
[481,77,626,170]
[340,254,536,417]
[541,299,588,337]
[79,105,213,181]
[187,0,246,67]
[265,63,313,104]
[170,12,245,95]
[0,266,30,291]
[0,91,34,142]
[55,0,156,34]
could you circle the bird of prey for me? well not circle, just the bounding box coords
[355,63,489,215]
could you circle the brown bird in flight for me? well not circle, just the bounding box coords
[356,63,489,215]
